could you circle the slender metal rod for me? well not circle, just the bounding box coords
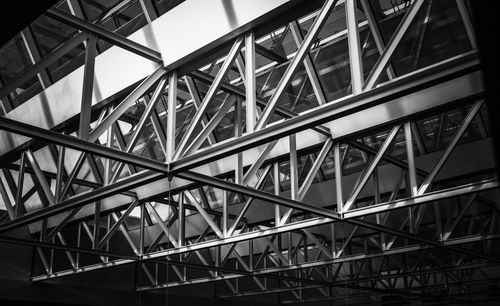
[15,152,26,218]
[174,37,244,159]
[256,0,338,130]
[177,171,341,221]
[360,0,396,79]
[245,31,257,133]
[0,32,88,98]
[184,191,224,238]
[362,0,425,90]
[280,138,334,223]
[333,142,343,212]
[417,100,483,195]
[54,146,65,203]
[0,117,170,174]
[345,0,364,94]
[169,54,479,175]
[166,71,178,163]
[145,202,179,247]
[45,8,162,63]
[110,76,168,183]
[343,124,401,211]
[183,95,235,156]
[0,171,164,233]
[405,121,418,196]
[178,193,185,246]
[79,33,97,141]
[25,150,55,205]
[226,166,271,237]
[455,0,477,49]
[290,21,327,105]
[139,0,158,23]
[89,66,166,142]
[97,200,140,249]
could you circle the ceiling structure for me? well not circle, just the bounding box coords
[0,0,499,305]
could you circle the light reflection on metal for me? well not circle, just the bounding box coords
[0,1,497,303]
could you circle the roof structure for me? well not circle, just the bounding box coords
[0,1,499,305]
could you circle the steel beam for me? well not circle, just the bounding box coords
[0,171,163,233]
[139,0,158,23]
[0,235,138,260]
[0,117,170,174]
[256,0,338,130]
[289,21,327,105]
[174,37,243,159]
[169,53,480,174]
[79,33,98,140]
[176,171,340,221]
[45,8,162,63]
[89,66,166,142]
[0,32,88,99]
[345,0,364,94]
[417,100,484,195]
[245,32,257,133]
[110,76,168,183]
[362,0,425,90]
[166,71,178,162]
[20,28,51,89]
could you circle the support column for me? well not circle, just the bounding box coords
[345,0,364,94]
[166,71,177,163]
[79,33,97,140]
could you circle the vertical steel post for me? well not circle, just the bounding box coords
[178,192,185,247]
[235,99,243,184]
[166,71,177,162]
[222,189,228,237]
[274,162,281,226]
[93,202,100,250]
[345,0,364,94]
[289,134,298,202]
[405,121,418,197]
[79,32,97,140]
[54,146,65,203]
[334,142,343,213]
[139,203,145,255]
[15,152,26,218]
[245,32,257,133]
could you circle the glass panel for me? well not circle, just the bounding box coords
[31,15,79,57]
[46,42,86,83]
[0,34,42,107]
[390,0,473,77]
[171,103,196,147]
[214,108,236,143]
[30,10,85,83]
[314,37,351,101]
[0,35,32,84]
[414,102,484,153]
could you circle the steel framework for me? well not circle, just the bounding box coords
[0,0,498,304]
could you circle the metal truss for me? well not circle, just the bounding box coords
[0,0,498,304]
